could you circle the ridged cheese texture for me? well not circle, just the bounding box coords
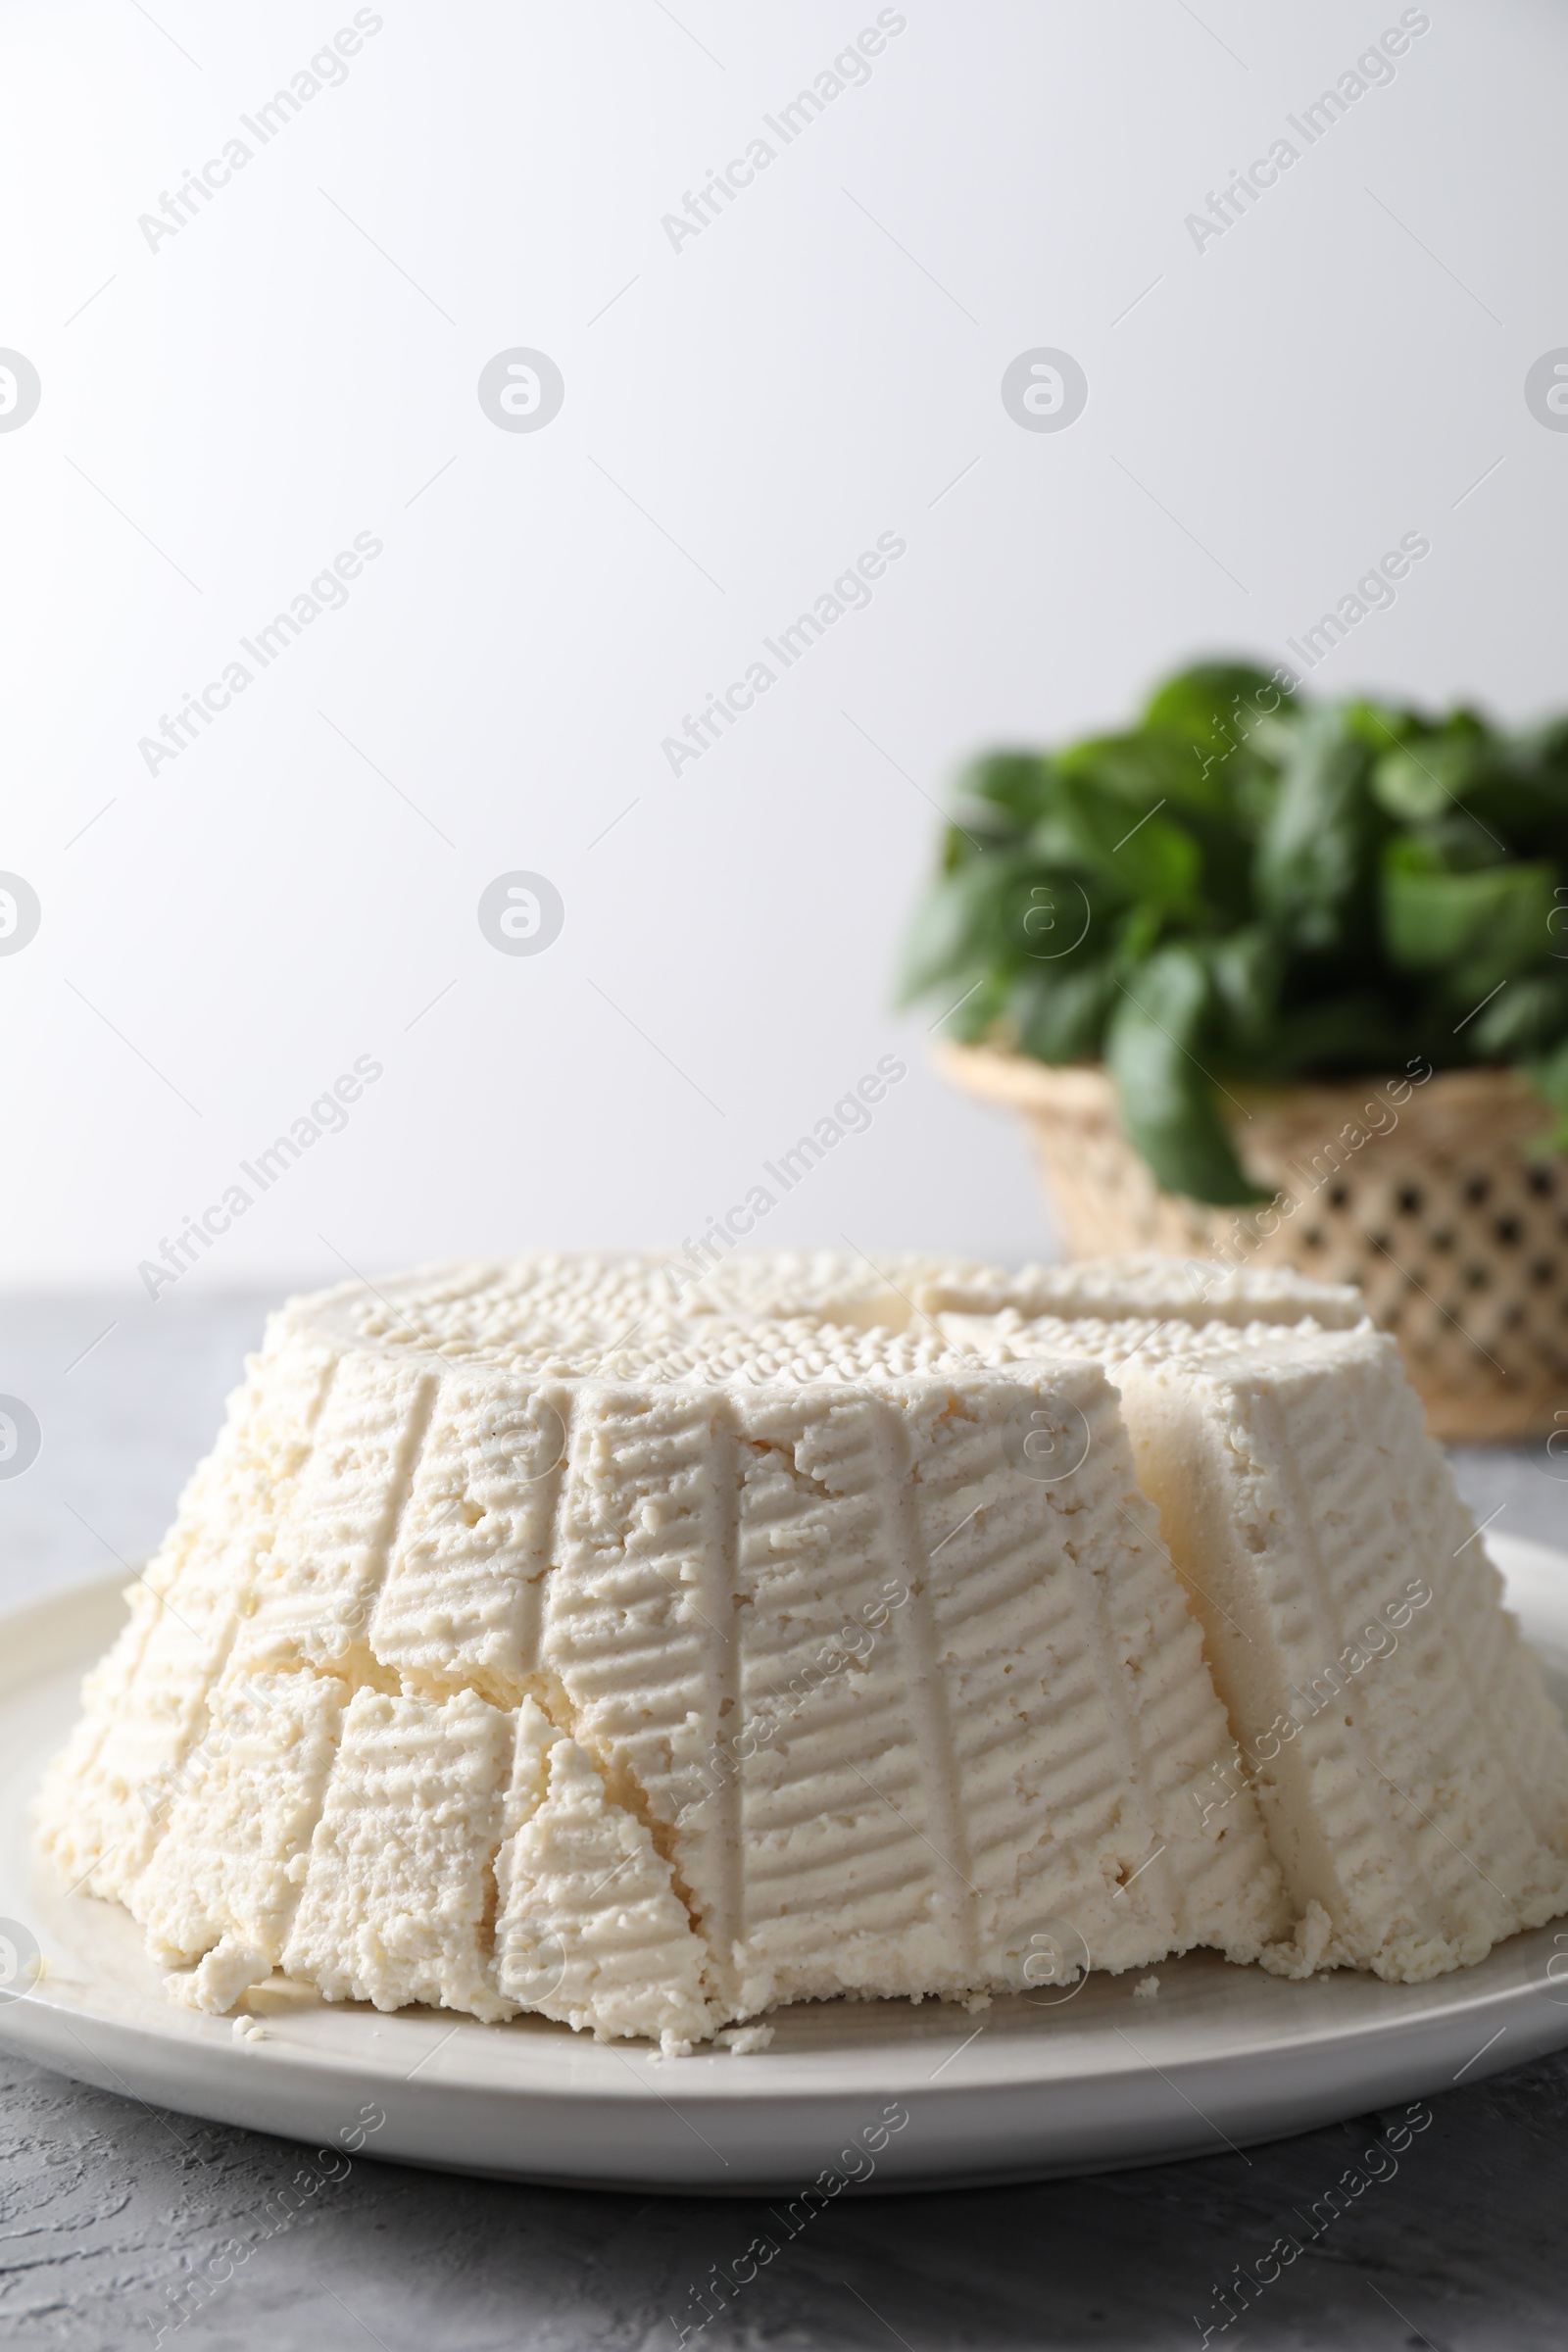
[37,1249,1568,2031]
[957,1298,1568,1982]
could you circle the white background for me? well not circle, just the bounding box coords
[2,0,1565,1312]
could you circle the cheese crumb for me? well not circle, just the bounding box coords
[716,2024,774,2054]
[1133,1975,1159,1998]
[166,1936,270,2014]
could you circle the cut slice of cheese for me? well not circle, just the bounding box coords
[921,1250,1366,1330]
[962,1306,1568,1981]
[280,1686,514,2020]
[493,1699,715,2045]
[133,1666,347,1998]
[36,1329,336,1904]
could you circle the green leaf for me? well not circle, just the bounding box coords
[1381,848,1557,985]
[1054,727,1219,814]
[1532,1034,1568,1106]
[1343,700,1425,760]
[1142,662,1290,758]
[1014,874,1110,973]
[1527,1036,1568,1151]
[939,812,1014,875]
[1368,712,1522,829]
[1371,742,1468,824]
[1009,959,1117,1062]
[900,854,1117,1002]
[1365,710,1568,856]
[1254,711,1383,954]
[1468,971,1568,1058]
[932,967,1011,1045]
[1030,776,1203,916]
[952,751,1054,832]
[898,857,1032,1001]
[1406,810,1516,875]
[1204,926,1282,1054]
[1115,899,1162,955]
[1104,948,1267,1204]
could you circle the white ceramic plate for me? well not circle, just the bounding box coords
[3,1537,1568,2195]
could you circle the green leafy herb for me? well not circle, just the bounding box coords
[900,662,1568,1202]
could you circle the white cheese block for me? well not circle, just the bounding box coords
[36,1253,1290,2035]
[493,1698,715,2044]
[965,1304,1568,1981]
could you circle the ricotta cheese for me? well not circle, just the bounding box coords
[41,1249,1564,2029]
[36,1254,1288,2034]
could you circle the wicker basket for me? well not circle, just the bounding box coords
[938,1044,1568,1442]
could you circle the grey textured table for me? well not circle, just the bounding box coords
[3,1293,1567,2351]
